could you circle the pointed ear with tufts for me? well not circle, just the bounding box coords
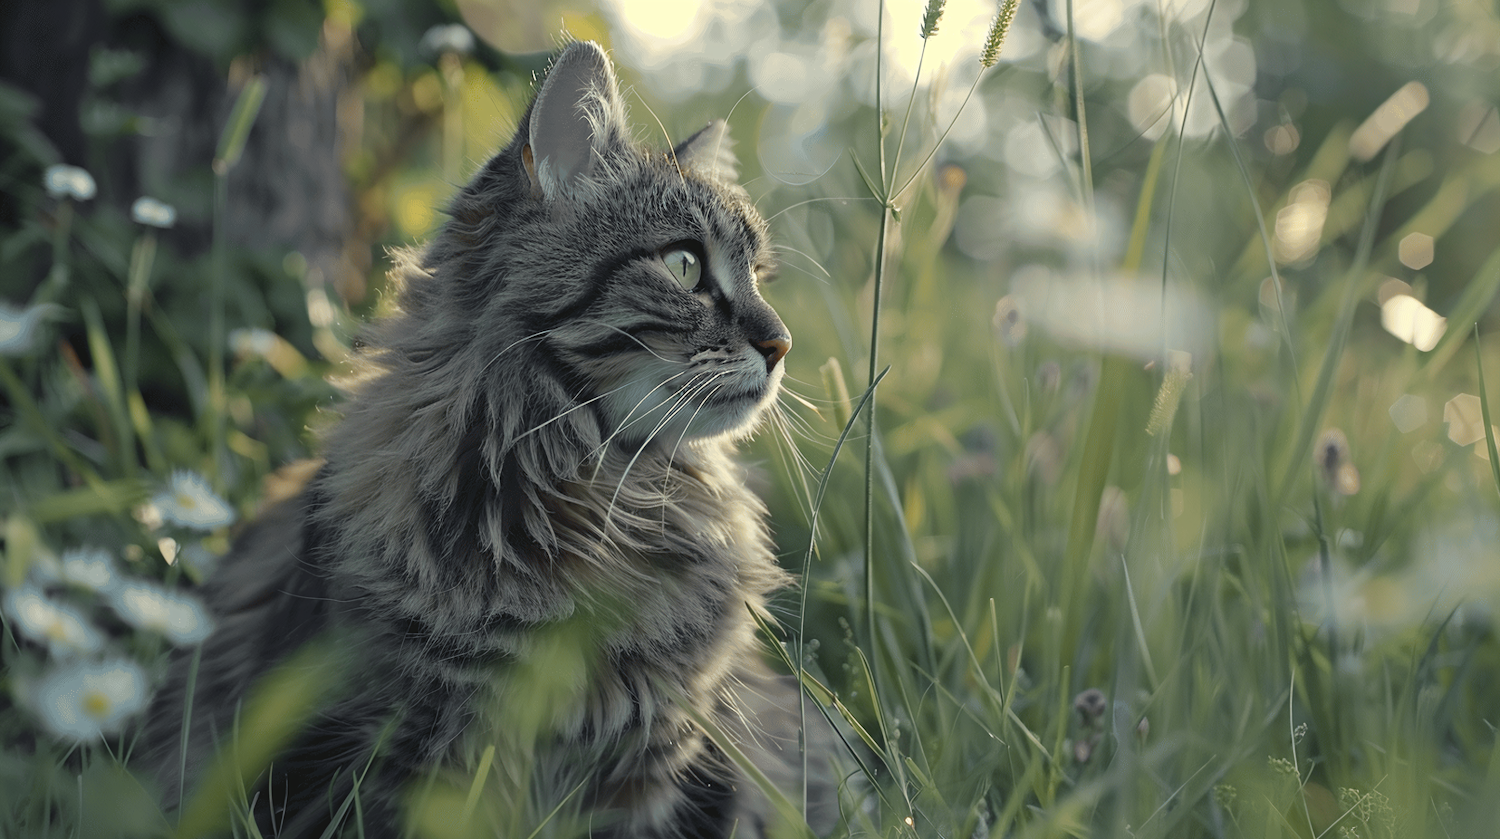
[673,120,738,183]
[523,40,629,201]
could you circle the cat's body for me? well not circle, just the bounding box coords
[142,41,836,838]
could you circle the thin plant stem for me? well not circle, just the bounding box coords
[208,171,227,487]
[1066,0,1098,276]
[889,37,930,195]
[863,0,891,710]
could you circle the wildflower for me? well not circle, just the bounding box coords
[30,657,149,741]
[920,0,945,38]
[229,327,279,358]
[420,23,475,57]
[1315,428,1360,495]
[992,296,1026,347]
[43,164,97,200]
[106,580,213,645]
[151,471,235,530]
[0,301,61,356]
[129,196,177,228]
[980,0,1021,68]
[1035,360,1062,394]
[58,547,120,594]
[3,585,105,657]
[1073,688,1107,725]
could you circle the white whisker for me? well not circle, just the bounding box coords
[480,329,555,375]
[603,374,729,527]
[575,319,689,365]
[586,368,701,472]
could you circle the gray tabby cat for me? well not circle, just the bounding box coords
[142,40,837,838]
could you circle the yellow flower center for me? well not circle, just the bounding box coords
[175,491,198,509]
[82,690,111,719]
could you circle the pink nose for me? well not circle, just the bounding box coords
[756,336,791,372]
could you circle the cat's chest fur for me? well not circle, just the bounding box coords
[316,439,787,795]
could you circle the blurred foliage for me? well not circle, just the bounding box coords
[3,0,1500,836]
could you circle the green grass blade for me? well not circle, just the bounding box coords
[1425,246,1500,375]
[1474,326,1500,495]
[1267,113,1400,507]
[214,76,266,173]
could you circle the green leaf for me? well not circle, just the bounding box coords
[214,75,267,173]
[25,480,149,524]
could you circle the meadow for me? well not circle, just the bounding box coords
[3,0,1499,836]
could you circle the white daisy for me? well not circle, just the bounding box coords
[2,585,105,657]
[58,547,120,594]
[129,196,177,228]
[0,301,61,356]
[420,23,474,56]
[43,164,97,201]
[30,657,149,741]
[151,471,235,530]
[229,327,279,358]
[106,580,213,646]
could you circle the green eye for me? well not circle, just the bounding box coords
[662,247,702,289]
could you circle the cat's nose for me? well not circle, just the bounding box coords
[755,336,791,372]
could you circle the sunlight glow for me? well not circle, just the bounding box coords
[1010,270,1210,362]
[603,0,707,47]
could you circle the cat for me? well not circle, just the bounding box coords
[141,40,839,839]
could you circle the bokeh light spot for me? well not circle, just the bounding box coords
[1444,394,1484,446]
[1349,81,1429,161]
[1398,232,1434,269]
[1389,394,1428,433]
[1380,294,1445,351]
[1273,179,1329,264]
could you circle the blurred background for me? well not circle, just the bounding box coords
[4,0,1500,835]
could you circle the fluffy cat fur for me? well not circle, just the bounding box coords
[141,40,837,838]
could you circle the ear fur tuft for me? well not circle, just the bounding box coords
[673,120,738,182]
[526,40,628,200]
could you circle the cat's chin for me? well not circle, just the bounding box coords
[680,388,777,441]
[599,364,784,449]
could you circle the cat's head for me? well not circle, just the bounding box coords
[405,40,790,456]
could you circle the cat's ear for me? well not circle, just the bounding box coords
[674,120,738,182]
[524,40,628,201]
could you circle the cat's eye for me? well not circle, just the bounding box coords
[662,247,702,290]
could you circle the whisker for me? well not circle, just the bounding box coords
[586,369,701,472]
[760,195,875,225]
[603,375,728,526]
[779,387,825,418]
[573,320,689,366]
[480,329,555,375]
[768,243,833,282]
[512,377,643,443]
[778,375,841,404]
[766,407,817,521]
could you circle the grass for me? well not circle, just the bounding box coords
[746,2,1500,838]
[4,0,1500,836]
